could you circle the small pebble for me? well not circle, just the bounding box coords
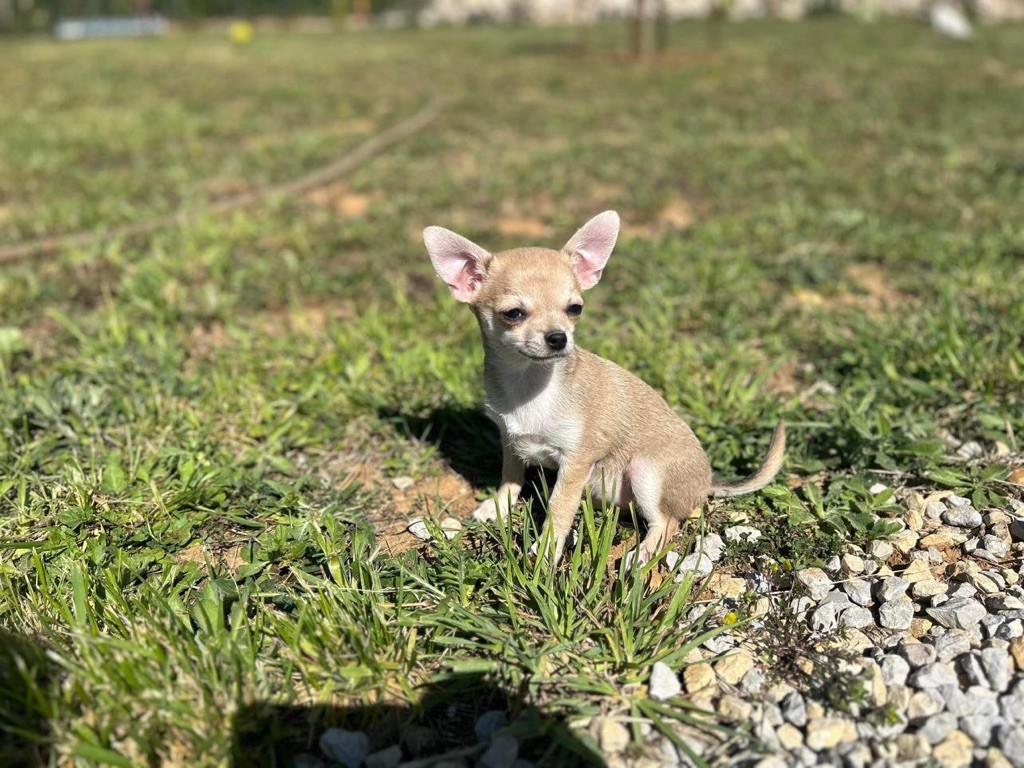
[365,745,402,768]
[319,729,371,768]
[477,735,518,768]
[649,661,682,700]
[475,710,507,742]
[407,519,431,541]
[943,506,983,528]
[880,599,915,630]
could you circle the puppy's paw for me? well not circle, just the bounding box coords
[471,500,502,523]
[622,543,660,572]
[621,549,644,572]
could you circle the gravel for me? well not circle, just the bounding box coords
[934,632,972,662]
[876,577,910,602]
[980,647,1012,692]
[927,597,988,629]
[796,568,833,601]
[842,605,874,629]
[844,578,873,606]
[918,713,957,745]
[880,654,911,686]
[943,506,983,528]
[397,485,1024,767]
[675,551,714,579]
[879,598,915,630]
[407,519,432,540]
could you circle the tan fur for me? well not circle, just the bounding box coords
[424,214,785,565]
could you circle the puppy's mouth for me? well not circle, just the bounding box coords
[517,349,569,362]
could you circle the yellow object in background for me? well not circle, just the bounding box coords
[229,21,254,45]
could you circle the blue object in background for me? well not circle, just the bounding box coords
[54,15,168,41]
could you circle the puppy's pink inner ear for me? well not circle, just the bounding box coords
[572,256,604,290]
[439,254,486,302]
[564,211,619,290]
[424,226,491,303]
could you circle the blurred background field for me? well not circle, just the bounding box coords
[1,13,1023,768]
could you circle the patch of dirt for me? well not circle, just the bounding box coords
[496,216,550,240]
[173,542,246,571]
[187,321,232,359]
[844,263,909,309]
[787,262,911,317]
[303,182,374,217]
[658,197,697,230]
[201,177,254,202]
[494,196,560,242]
[186,299,356,360]
[981,58,1024,86]
[767,358,802,397]
[18,315,63,359]
[631,195,700,237]
[253,300,357,338]
[805,79,849,104]
[372,471,478,555]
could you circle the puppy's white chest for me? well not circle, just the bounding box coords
[485,371,581,469]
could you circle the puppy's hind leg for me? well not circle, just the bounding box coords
[628,462,679,566]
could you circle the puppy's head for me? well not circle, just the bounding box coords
[423,211,619,362]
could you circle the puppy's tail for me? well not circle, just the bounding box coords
[711,421,786,499]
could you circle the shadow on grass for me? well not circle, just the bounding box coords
[0,631,53,768]
[231,671,603,767]
[379,404,503,490]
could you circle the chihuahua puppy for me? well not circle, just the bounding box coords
[423,211,785,565]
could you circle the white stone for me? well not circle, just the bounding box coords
[927,597,987,629]
[909,661,958,688]
[796,568,833,601]
[407,518,432,540]
[879,598,915,630]
[439,517,462,539]
[724,525,762,544]
[674,552,713,580]
[649,661,682,700]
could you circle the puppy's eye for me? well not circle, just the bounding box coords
[502,308,525,322]
[567,304,584,317]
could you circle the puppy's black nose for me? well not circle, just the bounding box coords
[545,331,567,351]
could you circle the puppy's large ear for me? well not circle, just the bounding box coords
[423,227,491,303]
[562,211,619,290]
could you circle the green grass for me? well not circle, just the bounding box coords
[1,18,1023,767]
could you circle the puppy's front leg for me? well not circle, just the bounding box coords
[544,461,590,564]
[473,438,525,521]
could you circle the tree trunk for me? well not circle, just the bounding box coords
[631,0,654,58]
